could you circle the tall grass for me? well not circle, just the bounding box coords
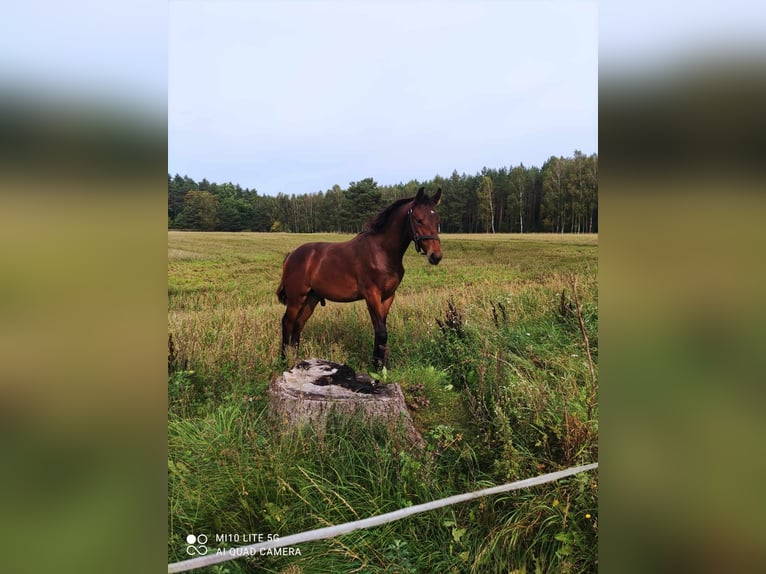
[168,232,598,572]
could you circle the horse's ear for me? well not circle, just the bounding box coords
[415,187,426,203]
[433,187,442,206]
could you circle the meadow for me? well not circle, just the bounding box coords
[168,231,598,573]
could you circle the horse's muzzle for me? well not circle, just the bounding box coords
[428,252,442,265]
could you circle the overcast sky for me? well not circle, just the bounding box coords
[169,1,597,196]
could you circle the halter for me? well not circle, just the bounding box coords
[407,208,440,254]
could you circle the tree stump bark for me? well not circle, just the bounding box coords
[269,358,424,447]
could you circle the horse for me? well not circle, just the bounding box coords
[277,187,442,368]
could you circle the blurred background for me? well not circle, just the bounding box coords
[600,1,766,572]
[1,1,765,572]
[0,1,166,573]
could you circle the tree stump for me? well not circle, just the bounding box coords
[269,358,424,447]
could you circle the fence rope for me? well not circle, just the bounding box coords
[168,462,597,573]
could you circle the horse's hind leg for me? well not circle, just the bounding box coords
[291,291,322,349]
[281,291,321,361]
[281,301,302,360]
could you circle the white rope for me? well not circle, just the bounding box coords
[168,462,597,573]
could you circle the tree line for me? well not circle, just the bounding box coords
[168,150,597,234]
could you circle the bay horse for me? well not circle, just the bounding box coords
[277,187,442,368]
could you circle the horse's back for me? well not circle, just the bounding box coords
[280,239,364,303]
[283,241,334,271]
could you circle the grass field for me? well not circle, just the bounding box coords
[168,231,598,573]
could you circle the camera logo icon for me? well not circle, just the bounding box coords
[185,533,208,555]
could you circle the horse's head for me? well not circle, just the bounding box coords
[409,187,443,265]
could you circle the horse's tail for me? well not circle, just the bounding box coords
[276,251,291,305]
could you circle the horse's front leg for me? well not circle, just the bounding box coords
[372,316,387,370]
[365,293,395,370]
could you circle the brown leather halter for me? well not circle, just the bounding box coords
[407,208,440,254]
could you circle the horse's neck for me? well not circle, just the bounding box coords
[366,207,411,262]
[385,209,412,261]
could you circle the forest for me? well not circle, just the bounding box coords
[168,150,597,234]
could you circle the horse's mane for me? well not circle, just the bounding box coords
[363,196,414,234]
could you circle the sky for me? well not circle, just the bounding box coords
[1,0,165,112]
[168,1,598,196]
[599,1,766,73]
[2,1,764,197]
